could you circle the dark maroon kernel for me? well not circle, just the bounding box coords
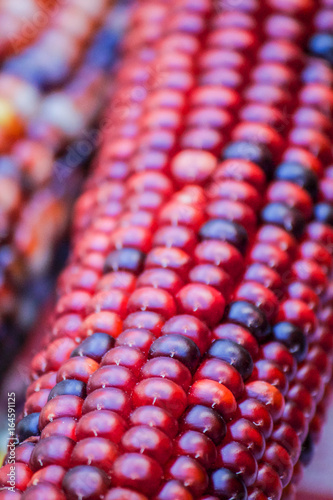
[87,365,136,394]
[227,418,265,460]
[144,248,191,281]
[161,315,211,355]
[288,384,315,419]
[16,413,40,442]
[227,301,271,341]
[115,329,155,355]
[75,410,127,443]
[312,325,333,353]
[256,463,282,500]
[209,467,247,500]
[62,465,110,500]
[141,357,192,391]
[257,224,297,258]
[70,437,119,473]
[217,440,258,486]
[213,323,259,361]
[29,436,75,471]
[130,406,178,439]
[245,380,285,421]
[250,242,291,275]
[101,346,146,377]
[128,287,176,319]
[82,388,131,418]
[300,433,315,466]
[105,488,148,500]
[207,339,253,380]
[180,405,226,445]
[238,398,273,439]
[199,219,248,254]
[48,380,87,401]
[272,322,308,362]
[308,345,332,381]
[194,358,245,400]
[247,488,268,500]
[296,363,324,401]
[137,269,184,295]
[149,334,201,373]
[123,312,164,337]
[176,283,226,327]
[222,141,274,178]
[164,456,208,497]
[154,480,193,500]
[4,441,35,465]
[174,430,217,468]
[261,342,296,381]
[39,395,82,430]
[70,333,115,362]
[113,453,162,495]
[189,264,233,299]
[235,281,279,321]
[271,422,301,466]
[132,377,187,419]
[261,202,305,238]
[152,226,197,254]
[301,60,333,86]
[275,162,318,199]
[253,360,288,395]
[263,442,293,487]
[283,401,308,439]
[121,426,173,465]
[314,202,333,226]
[22,483,66,499]
[105,249,145,275]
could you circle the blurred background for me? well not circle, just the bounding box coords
[0,0,127,460]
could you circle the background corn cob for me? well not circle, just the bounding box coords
[0,1,128,378]
[2,0,333,499]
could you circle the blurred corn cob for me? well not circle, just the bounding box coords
[0,1,128,377]
[2,0,333,499]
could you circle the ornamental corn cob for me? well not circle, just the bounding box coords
[2,0,333,499]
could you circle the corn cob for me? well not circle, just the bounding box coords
[2,0,333,499]
[0,2,125,376]
[2,0,112,89]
